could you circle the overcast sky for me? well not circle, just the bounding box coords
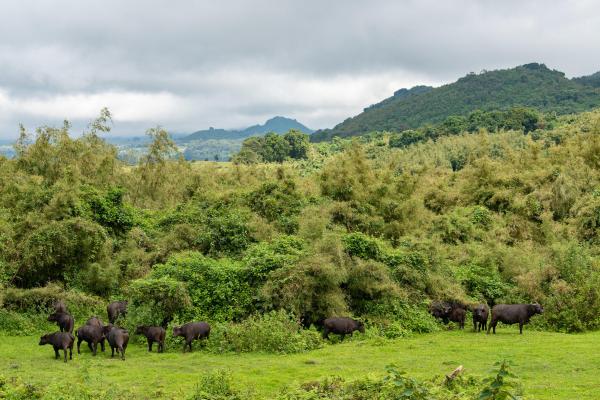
[1,0,599,139]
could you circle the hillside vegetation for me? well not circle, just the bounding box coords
[1,106,600,340]
[312,63,600,141]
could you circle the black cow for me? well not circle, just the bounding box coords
[48,312,74,333]
[39,332,74,363]
[107,301,128,324]
[429,301,452,323]
[472,304,489,332]
[172,322,210,353]
[488,303,543,334]
[430,301,466,329]
[76,324,105,356]
[322,317,365,340]
[136,325,166,353]
[85,316,106,352]
[103,325,129,360]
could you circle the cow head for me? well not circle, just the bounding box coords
[102,324,114,335]
[355,320,365,334]
[473,304,487,317]
[39,334,50,345]
[529,303,543,315]
[135,326,146,335]
[172,326,182,337]
[430,301,451,319]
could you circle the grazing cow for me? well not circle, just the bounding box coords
[107,301,128,324]
[85,316,106,351]
[322,317,365,340]
[488,303,543,334]
[53,300,68,314]
[430,301,467,329]
[135,325,166,353]
[103,325,129,360]
[76,324,105,356]
[48,312,74,333]
[172,322,210,353]
[472,304,489,332]
[39,332,74,363]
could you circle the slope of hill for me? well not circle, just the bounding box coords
[312,63,600,141]
[183,116,313,142]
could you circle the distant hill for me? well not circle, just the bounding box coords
[183,116,313,142]
[574,71,600,88]
[312,63,600,141]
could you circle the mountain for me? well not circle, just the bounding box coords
[311,63,600,141]
[573,71,600,88]
[183,116,313,142]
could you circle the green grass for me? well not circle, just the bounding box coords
[2,327,600,399]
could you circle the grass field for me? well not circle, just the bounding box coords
[1,326,599,399]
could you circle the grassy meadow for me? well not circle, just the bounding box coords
[1,328,599,399]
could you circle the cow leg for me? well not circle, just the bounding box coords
[188,340,193,352]
[111,346,115,358]
[92,342,97,356]
[519,323,523,334]
[148,339,153,352]
[323,328,329,340]
[341,334,345,342]
[69,344,73,360]
[120,346,125,360]
[87,341,93,353]
[77,338,82,354]
[63,348,67,363]
[54,347,59,359]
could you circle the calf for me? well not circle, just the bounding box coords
[172,322,210,353]
[103,325,129,360]
[136,325,166,353]
[39,332,74,363]
[448,306,466,329]
[48,312,74,333]
[76,324,105,356]
[322,317,365,340]
[488,303,543,334]
[472,304,489,332]
[107,301,128,324]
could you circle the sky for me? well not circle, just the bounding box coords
[1,0,600,139]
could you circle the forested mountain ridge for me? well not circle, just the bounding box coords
[312,63,600,141]
[183,116,313,142]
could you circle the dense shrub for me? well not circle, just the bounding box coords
[206,311,322,354]
[128,276,191,327]
[150,252,254,321]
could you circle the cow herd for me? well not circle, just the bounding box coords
[38,300,543,363]
[40,301,212,362]
[429,301,544,334]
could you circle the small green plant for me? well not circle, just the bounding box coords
[478,360,523,400]
[383,364,431,399]
[187,370,247,400]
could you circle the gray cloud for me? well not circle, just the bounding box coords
[1,0,599,138]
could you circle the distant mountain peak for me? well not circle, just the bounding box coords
[182,116,313,142]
